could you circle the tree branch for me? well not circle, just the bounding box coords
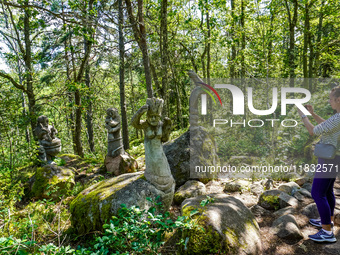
[0,71,27,92]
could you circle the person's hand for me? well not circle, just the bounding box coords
[305,104,314,115]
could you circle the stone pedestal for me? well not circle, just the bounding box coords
[104,153,138,176]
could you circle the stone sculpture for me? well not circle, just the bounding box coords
[34,115,61,164]
[131,97,175,203]
[104,108,137,176]
[105,108,124,157]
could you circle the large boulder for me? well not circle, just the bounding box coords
[173,180,206,205]
[30,164,75,200]
[163,130,190,187]
[164,127,219,187]
[272,214,303,240]
[70,172,174,234]
[104,153,138,176]
[189,127,220,181]
[181,194,262,255]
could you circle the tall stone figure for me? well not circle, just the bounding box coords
[105,108,124,157]
[104,108,137,176]
[34,115,61,164]
[131,98,175,202]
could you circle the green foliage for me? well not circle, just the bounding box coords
[54,157,67,166]
[0,237,75,255]
[127,141,145,158]
[76,196,201,254]
[0,236,35,255]
[39,243,75,255]
[0,196,213,254]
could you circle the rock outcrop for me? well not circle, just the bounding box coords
[164,126,220,187]
[70,172,174,234]
[181,194,262,255]
[30,164,75,200]
[174,180,206,205]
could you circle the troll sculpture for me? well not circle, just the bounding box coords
[34,115,61,164]
[131,98,175,205]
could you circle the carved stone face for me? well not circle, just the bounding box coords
[107,108,117,118]
[37,116,49,128]
[43,118,49,127]
[147,113,160,126]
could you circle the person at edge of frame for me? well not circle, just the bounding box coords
[297,86,340,243]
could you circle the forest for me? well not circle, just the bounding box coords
[0,0,340,254]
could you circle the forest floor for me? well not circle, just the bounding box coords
[16,155,340,255]
[256,178,340,255]
[164,177,340,255]
[65,153,340,255]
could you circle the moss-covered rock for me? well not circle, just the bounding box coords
[258,189,283,210]
[70,171,174,234]
[30,164,75,200]
[180,194,262,255]
[173,180,206,205]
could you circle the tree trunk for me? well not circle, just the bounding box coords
[84,7,94,153]
[85,60,95,152]
[66,18,78,154]
[266,9,275,80]
[303,2,309,80]
[284,0,298,87]
[169,57,183,128]
[119,0,129,150]
[151,63,162,97]
[21,92,30,143]
[161,0,168,114]
[241,0,245,79]
[125,0,153,98]
[206,5,211,80]
[23,2,36,133]
[73,0,95,158]
[17,59,30,143]
[230,0,236,79]
[314,0,325,78]
[74,89,84,157]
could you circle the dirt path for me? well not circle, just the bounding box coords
[256,178,340,255]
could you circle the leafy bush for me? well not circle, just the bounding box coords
[54,157,67,166]
[0,196,214,254]
[81,197,201,254]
